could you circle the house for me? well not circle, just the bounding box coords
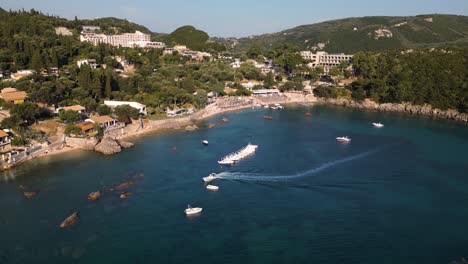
[174,45,188,53]
[240,80,263,90]
[166,108,193,117]
[77,59,98,69]
[82,26,101,32]
[49,67,59,77]
[75,121,94,134]
[55,27,73,36]
[104,101,147,115]
[10,70,34,81]
[0,88,27,104]
[0,130,11,148]
[57,105,86,114]
[86,115,118,130]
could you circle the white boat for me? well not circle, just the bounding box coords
[184,205,202,215]
[203,173,219,182]
[270,106,278,110]
[336,136,351,143]
[372,122,384,128]
[274,103,283,109]
[206,185,219,191]
[263,105,269,109]
[217,143,258,165]
[202,140,209,145]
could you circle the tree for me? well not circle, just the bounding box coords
[247,44,261,59]
[114,105,139,123]
[105,69,112,98]
[96,105,112,116]
[59,110,81,123]
[10,102,39,124]
[264,72,275,88]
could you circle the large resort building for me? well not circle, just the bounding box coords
[80,30,165,49]
[300,51,353,75]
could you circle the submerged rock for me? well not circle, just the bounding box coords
[23,191,37,199]
[94,137,122,155]
[120,192,132,200]
[87,191,102,201]
[115,181,135,191]
[208,123,216,129]
[60,212,78,228]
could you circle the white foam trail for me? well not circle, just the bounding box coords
[217,149,378,182]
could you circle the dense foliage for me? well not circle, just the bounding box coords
[314,48,468,113]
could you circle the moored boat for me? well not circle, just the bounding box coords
[336,136,351,143]
[206,185,219,191]
[305,112,312,116]
[184,205,202,215]
[202,140,209,145]
[264,116,273,120]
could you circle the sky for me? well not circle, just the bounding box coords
[1,0,467,37]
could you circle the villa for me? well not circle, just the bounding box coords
[86,115,118,130]
[104,101,147,115]
[0,88,27,104]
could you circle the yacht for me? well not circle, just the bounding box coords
[206,185,219,191]
[203,173,219,182]
[336,136,351,143]
[184,205,202,215]
[202,140,209,145]
[372,122,384,128]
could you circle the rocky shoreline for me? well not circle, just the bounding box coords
[317,98,468,123]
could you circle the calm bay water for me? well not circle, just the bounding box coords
[1,105,467,264]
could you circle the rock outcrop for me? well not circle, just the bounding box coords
[318,98,468,123]
[184,124,199,131]
[60,212,78,228]
[94,137,135,155]
[118,141,134,148]
[94,137,122,155]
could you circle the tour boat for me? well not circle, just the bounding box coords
[336,136,351,143]
[203,173,219,182]
[305,112,312,116]
[202,140,209,145]
[184,205,203,215]
[206,185,219,191]
[372,122,384,128]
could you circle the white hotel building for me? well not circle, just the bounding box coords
[300,51,353,75]
[80,31,165,49]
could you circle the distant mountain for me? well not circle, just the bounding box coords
[233,14,468,53]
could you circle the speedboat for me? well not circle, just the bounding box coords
[206,185,219,191]
[184,205,202,215]
[202,140,209,145]
[372,122,384,128]
[218,159,235,165]
[203,173,219,182]
[336,136,351,143]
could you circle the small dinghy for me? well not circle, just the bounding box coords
[372,122,384,128]
[202,140,209,145]
[203,173,219,182]
[206,185,219,191]
[184,205,202,216]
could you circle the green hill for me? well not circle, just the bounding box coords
[234,14,468,53]
[163,26,209,50]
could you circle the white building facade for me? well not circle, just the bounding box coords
[80,31,165,49]
[301,51,353,75]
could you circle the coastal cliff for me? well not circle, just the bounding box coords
[317,98,468,123]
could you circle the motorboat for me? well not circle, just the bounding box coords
[336,136,351,143]
[206,185,219,191]
[305,112,312,116]
[263,105,269,109]
[274,103,283,109]
[202,140,209,145]
[218,159,235,165]
[203,173,219,182]
[270,106,278,110]
[372,122,384,128]
[263,116,273,120]
[184,205,202,215]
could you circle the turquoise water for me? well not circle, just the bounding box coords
[1,105,468,263]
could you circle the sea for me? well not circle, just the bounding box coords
[0,105,467,264]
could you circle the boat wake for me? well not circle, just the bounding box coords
[217,148,379,182]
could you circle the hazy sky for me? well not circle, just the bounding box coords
[1,0,467,37]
